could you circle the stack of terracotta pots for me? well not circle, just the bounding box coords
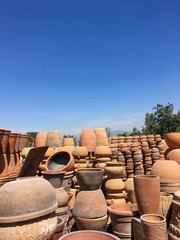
[125,150,134,178]
[125,136,132,143]
[133,150,144,175]
[108,143,118,162]
[151,147,160,163]
[157,141,165,160]
[46,130,62,148]
[94,146,112,169]
[141,142,152,175]
[132,136,139,142]
[164,132,180,165]
[73,168,108,231]
[139,135,147,143]
[118,136,125,143]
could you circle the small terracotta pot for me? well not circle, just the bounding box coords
[105,178,125,193]
[52,217,65,240]
[75,215,108,231]
[141,214,168,240]
[72,147,88,158]
[164,132,180,149]
[19,134,30,152]
[95,146,112,157]
[134,175,160,215]
[35,132,47,147]
[46,131,62,148]
[79,129,97,152]
[42,171,66,188]
[59,230,120,240]
[159,192,173,224]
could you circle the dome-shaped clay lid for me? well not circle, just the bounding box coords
[72,147,88,157]
[95,146,112,156]
[0,178,57,223]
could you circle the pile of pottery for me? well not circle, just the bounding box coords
[133,149,144,175]
[94,146,112,169]
[109,137,118,162]
[164,132,180,164]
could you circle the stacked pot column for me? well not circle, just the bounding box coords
[109,137,118,162]
[94,146,112,170]
[73,168,108,231]
[141,140,152,175]
[132,146,144,176]
[0,129,9,185]
[117,138,127,181]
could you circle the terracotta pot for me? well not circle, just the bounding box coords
[59,230,120,240]
[20,147,34,158]
[73,189,107,218]
[56,146,75,154]
[105,162,123,178]
[19,134,30,152]
[125,178,134,192]
[134,175,160,215]
[7,153,17,181]
[55,187,69,207]
[94,128,108,146]
[95,146,112,157]
[14,133,21,153]
[46,131,62,148]
[61,171,74,192]
[106,197,126,206]
[105,178,125,193]
[165,148,180,164]
[14,152,21,173]
[44,147,55,158]
[52,217,65,240]
[0,154,9,181]
[132,216,144,240]
[0,129,5,145]
[63,138,75,146]
[75,168,104,190]
[72,147,88,158]
[108,203,139,240]
[7,132,18,154]
[45,150,74,172]
[35,132,47,147]
[79,129,97,152]
[42,171,66,188]
[164,132,180,149]
[159,192,173,223]
[75,215,108,231]
[0,130,11,154]
[141,214,168,240]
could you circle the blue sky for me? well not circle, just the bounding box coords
[0,0,180,135]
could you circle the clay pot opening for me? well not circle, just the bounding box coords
[42,170,66,175]
[47,152,71,171]
[141,214,166,223]
[75,168,103,173]
[134,175,159,179]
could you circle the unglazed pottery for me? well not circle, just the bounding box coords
[61,171,74,192]
[95,146,112,157]
[63,137,75,146]
[134,175,160,215]
[0,130,11,154]
[165,148,180,164]
[94,128,108,146]
[79,129,97,152]
[159,192,173,224]
[105,178,125,193]
[35,132,47,147]
[141,214,168,240]
[164,132,180,149]
[52,217,65,240]
[14,133,21,153]
[19,134,30,152]
[72,147,88,157]
[55,187,69,208]
[75,215,108,231]
[105,162,123,178]
[46,131,62,148]
[42,171,66,188]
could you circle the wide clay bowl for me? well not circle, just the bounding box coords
[108,203,139,217]
[164,132,180,149]
[75,168,104,190]
[0,178,57,223]
[59,230,120,240]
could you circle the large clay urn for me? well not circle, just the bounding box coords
[165,148,180,164]
[63,137,75,146]
[0,130,11,154]
[141,214,168,240]
[14,133,21,153]
[0,178,57,239]
[164,132,180,149]
[94,128,108,146]
[19,134,30,152]
[134,175,160,215]
[79,129,97,152]
[35,132,47,147]
[46,131,62,148]
[42,170,66,188]
[108,203,139,240]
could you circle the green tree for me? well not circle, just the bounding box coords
[63,135,77,146]
[142,103,180,137]
[129,127,142,136]
[26,132,39,139]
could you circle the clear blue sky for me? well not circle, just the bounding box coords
[1,0,180,135]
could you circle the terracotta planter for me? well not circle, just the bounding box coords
[45,150,74,172]
[0,154,9,183]
[72,147,88,158]
[108,203,139,240]
[141,214,168,240]
[0,129,5,144]
[61,171,74,192]
[59,230,120,240]
[73,189,107,218]
[94,128,108,146]
[164,132,180,149]
[63,137,75,146]
[75,215,108,231]
[105,178,125,193]
[7,132,17,154]
[95,146,112,157]
[165,148,180,164]
[52,217,65,240]
[7,154,17,181]
[14,133,21,153]
[134,175,160,215]
[55,187,69,207]
[19,134,30,152]
[159,192,173,224]
[79,129,97,152]
[46,131,62,148]
[14,152,21,173]
[105,162,123,178]
[42,171,66,189]
[75,168,104,190]
[0,130,11,154]
[35,132,47,147]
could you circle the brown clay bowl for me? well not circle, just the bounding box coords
[164,132,180,149]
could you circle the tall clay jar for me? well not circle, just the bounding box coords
[0,129,5,146]
[35,132,47,147]
[134,175,160,215]
[94,128,108,146]
[46,131,62,148]
[141,214,168,240]
[0,130,11,154]
[79,129,97,152]
[19,134,30,152]
[14,133,21,173]
[7,133,18,181]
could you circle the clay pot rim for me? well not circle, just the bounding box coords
[164,132,180,135]
[75,168,104,173]
[108,203,139,216]
[134,175,160,180]
[42,170,66,175]
[56,217,65,232]
[75,215,107,221]
[140,214,166,224]
[105,162,122,166]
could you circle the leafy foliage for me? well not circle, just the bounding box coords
[26,132,39,139]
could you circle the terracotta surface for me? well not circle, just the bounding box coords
[95,146,112,157]
[20,147,34,158]
[79,129,97,152]
[19,134,30,152]
[63,137,75,146]
[94,128,108,146]
[141,214,168,240]
[164,132,180,149]
[62,171,74,192]
[75,215,108,231]
[72,147,88,157]
[14,133,21,153]
[165,148,180,164]
[35,132,47,147]
[14,152,21,173]
[105,178,125,193]
[56,146,75,154]
[7,153,17,181]
[132,216,144,240]
[0,130,11,154]
[105,162,123,178]
[0,154,9,181]
[52,217,65,240]
[42,171,66,188]
[55,187,69,207]
[159,192,173,224]
[0,129,5,144]
[134,175,160,215]
[46,131,62,148]
[59,230,120,240]
[69,188,77,208]
[75,168,104,190]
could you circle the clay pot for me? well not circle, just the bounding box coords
[75,215,108,231]
[108,203,139,240]
[52,217,65,240]
[45,150,74,172]
[164,132,180,149]
[94,128,108,146]
[7,154,17,181]
[106,197,126,206]
[57,146,75,154]
[134,175,160,215]
[105,178,125,193]
[7,132,18,154]
[79,129,97,152]
[55,187,69,207]
[14,133,21,153]
[35,132,47,147]
[0,130,11,154]
[0,129,5,144]
[125,178,134,192]
[42,171,66,188]
[61,171,74,192]
[59,230,120,240]
[95,146,112,157]
[46,131,62,148]
[14,152,21,173]
[105,162,123,178]
[72,147,88,158]
[141,214,168,240]
[0,154,9,182]
[165,148,180,164]
[75,168,104,190]
[159,192,173,225]
[20,147,34,158]
[44,147,55,158]
[73,189,107,218]
[63,138,75,146]
[19,134,30,152]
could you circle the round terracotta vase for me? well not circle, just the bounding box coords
[79,129,97,152]
[134,175,160,215]
[94,128,108,146]
[46,131,62,148]
[52,217,65,240]
[141,214,168,240]
[164,132,180,149]
[63,137,75,146]
[42,171,66,189]
[35,132,47,147]
[45,150,74,172]
[19,134,30,152]
[165,148,180,164]
[108,203,139,240]
[59,230,120,240]
[75,168,104,190]
[0,130,11,154]
[105,162,123,178]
